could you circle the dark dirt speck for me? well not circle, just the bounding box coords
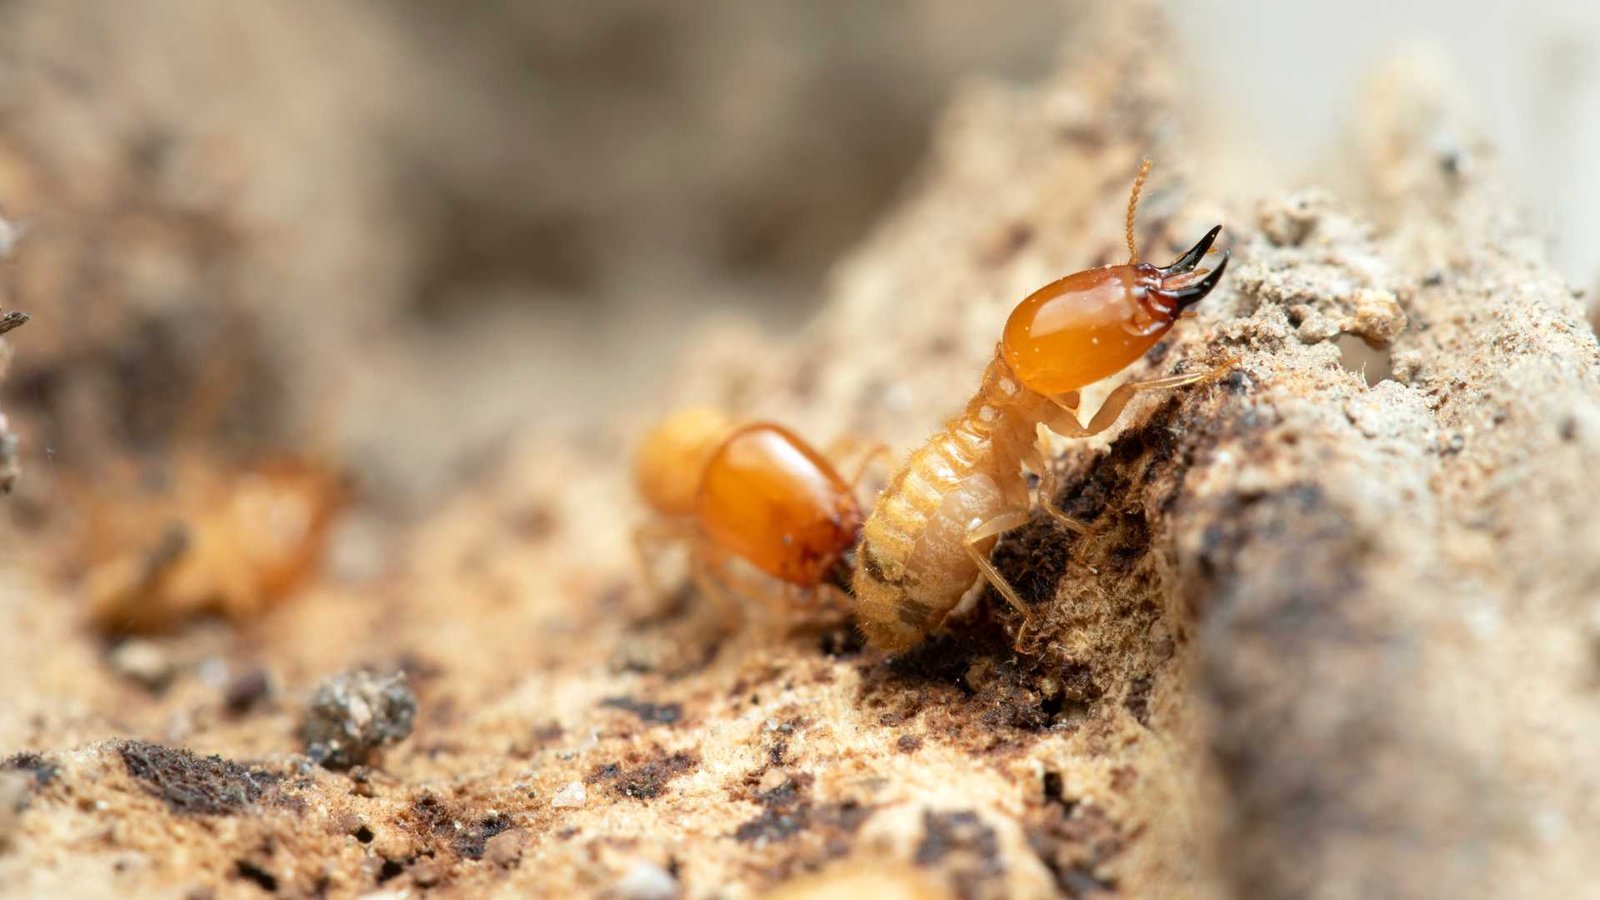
[407,793,515,860]
[223,668,273,716]
[1027,801,1125,898]
[459,813,513,859]
[1124,675,1154,726]
[915,809,1004,899]
[599,696,683,726]
[818,624,868,658]
[118,741,277,815]
[590,752,697,801]
[731,773,871,848]
[2,752,59,790]
[734,786,809,844]
[233,859,279,893]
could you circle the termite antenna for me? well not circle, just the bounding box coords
[1125,157,1152,265]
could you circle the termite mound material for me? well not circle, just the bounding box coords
[1,5,1598,900]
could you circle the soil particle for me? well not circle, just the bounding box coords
[614,857,681,900]
[483,827,528,867]
[108,638,176,692]
[222,668,274,716]
[299,670,417,769]
[410,859,445,887]
[988,511,1077,610]
[117,741,277,815]
[550,781,586,808]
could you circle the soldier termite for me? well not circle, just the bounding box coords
[852,160,1233,651]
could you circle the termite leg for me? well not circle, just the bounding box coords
[687,543,735,623]
[782,581,852,626]
[1050,362,1234,439]
[633,518,699,599]
[962,510,1035,644]
[688,540,775,629]
[1026,445,1089,535]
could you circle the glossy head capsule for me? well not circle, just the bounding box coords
[695,423,861,585]
[1001,226,1228,395]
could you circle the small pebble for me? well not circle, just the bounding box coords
[756,768,790,793]
[550,781,586,809]
[300,670,417,769]
[614,858,679,900]
[224,668,274,716]
[1390,349,1423,384]
[410,860,443,888]
[483,827,527,866]
[1295,313,1341,344]
[109,639,175,691]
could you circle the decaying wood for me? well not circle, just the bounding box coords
[1,7,1597,900]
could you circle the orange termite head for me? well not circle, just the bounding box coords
[633,407,736,518]
[1001,226,1229,396]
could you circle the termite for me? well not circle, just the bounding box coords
[852,160,1232,651]
[633,409,879,614]
[84,457,344,633]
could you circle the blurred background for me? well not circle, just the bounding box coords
[0,0,1596,505]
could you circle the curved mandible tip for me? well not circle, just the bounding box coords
[1161,225,1222,276]
[1167,251,1230,311]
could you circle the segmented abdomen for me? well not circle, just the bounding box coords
[853,353,1039,650]
[854,425,979,648]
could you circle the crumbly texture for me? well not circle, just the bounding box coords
[300,671,419,770]
[2,5,1599,900]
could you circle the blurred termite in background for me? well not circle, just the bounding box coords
[82,458,345,634]
[632,408,881,619]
